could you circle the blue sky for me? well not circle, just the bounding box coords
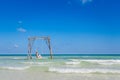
[0,0,120,54]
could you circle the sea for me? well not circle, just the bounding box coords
[0,53,120,80]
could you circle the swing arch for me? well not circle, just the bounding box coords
[27,36,53,59]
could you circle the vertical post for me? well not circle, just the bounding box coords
[47,38,53,59]
[28,39,32,59]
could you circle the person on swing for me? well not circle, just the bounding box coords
[36,50,42,59]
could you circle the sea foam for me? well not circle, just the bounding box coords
[80,60,120,65]
[69,59,120,65]
[22,62,52,65]
[1,66,30,70]
[65,62,80,65]
[49,67,120,73]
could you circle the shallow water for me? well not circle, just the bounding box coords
[0,54,120,80]
[1,54,120,73]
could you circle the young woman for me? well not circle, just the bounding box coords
[36,51,42,59]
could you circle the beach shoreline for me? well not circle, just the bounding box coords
[0,70,120,80]
[1,54,120,80]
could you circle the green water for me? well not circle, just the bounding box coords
[0,54,120,74]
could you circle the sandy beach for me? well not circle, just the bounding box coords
[0,70,120,80]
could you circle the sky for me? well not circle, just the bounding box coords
[0,0,120,54]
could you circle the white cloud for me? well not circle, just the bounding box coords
[80,0,92,4]
[17,27,27,33]
[14,44,19,48]
[18,21,22,24]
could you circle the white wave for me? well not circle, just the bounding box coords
[12,57,23,60]
[66,59,81,65]
[49,67,120,73]
[65,62,80,65]
[2,66,30,70]
[69,59,120,65]
[13,57,19,59]
[22,62,51,65]
[69,59,80,62]
[80,60,120,65]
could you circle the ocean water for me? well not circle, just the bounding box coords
[0,53,120,74]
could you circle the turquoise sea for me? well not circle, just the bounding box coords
[0,53,120,74]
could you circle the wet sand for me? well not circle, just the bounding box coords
[0,70,120,80]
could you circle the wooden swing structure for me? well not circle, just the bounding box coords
[27,36,53,59]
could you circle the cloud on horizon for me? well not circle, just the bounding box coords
[17,27,27,33]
